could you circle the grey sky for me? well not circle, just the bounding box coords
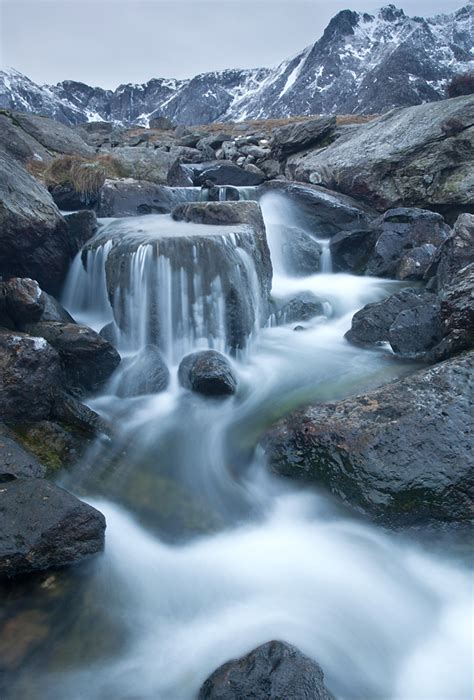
[0,0,468,88]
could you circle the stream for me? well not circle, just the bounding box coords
[4,191,472,700]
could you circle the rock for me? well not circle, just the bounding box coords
[64,210,98,254]
[115,345,170,397]
[97,178,201,217]
[49,183,97,211]
[0,112,52,163]
[206,185,240,202]
[0,425,46,481]
[111,145,175,185]
[0,479,106,578]
[51,391,112,438]
[388,299,443,356]
[345,288,427,346]
[276,225,323,276]
[198,640,334,700]
[168,161,266,187]
[365,208,450,279]
[0,278,45,328]
[330,228,378,273]
[263,351,474,525]
[25,322,121,393]
[99,321,120,346]
[172,200,264,231]
[425,213,474,291]
[0,151,70,295]
[178,350,237,396]
[0,331,62,422]
[8,111,94,157]
[149,115,175,130]
[287,95,474,217]
[40,292,75,324]
[428,263,474,361]
[276,292,324,324]
[261,181,375,236]
[271,116,336,159]
[397,243,438,281]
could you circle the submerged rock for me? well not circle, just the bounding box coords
[178,350,237,396]
[263,351,474,526]
[0,479,106,578]
[198,640,334,700]
[275,292,324,325]
[115,345,170,397]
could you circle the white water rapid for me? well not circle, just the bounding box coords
[7,192,472,700]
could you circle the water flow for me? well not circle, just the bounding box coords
[14,191,471,700]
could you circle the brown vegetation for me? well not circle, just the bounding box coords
[28,154,126,196]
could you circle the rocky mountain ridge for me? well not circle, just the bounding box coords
[1,3,472,126]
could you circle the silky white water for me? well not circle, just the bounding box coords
[7,193,472,700]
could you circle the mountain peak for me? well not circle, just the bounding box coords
[378,5,406,22]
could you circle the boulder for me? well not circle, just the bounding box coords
[0,425,46,481]
[263,351,474,525]
[425,213,474,291]
[388,299,443,357]
[64,210,98,254]
[0,331,62,422]
[271,116,336,159]
[330,228,378,273]
[0,479,106,578]
[428,263,474,361]
[345,288,427,347]
[25,322,121,393]
[111,145,174,184]
[178,350,237,396]
[168,161,265,187]
[287,95,474,217]
[0,151,71,295]
[275,225,323,276]
[0,278,44,328]
[97,178,201,217]
[115,345,170,397]
[149,115,175,130]
[172,200,264,231]
[8,111,94,157]
[275,292,324,325]
[199,641,334,700]
[365,208,450,279]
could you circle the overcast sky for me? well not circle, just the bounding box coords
[0,0,468,88]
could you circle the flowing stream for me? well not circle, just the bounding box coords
[4,192,472,700]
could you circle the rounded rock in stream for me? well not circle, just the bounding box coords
[178,350,237,397]
[198,640,334,700]
[115,345,170,398]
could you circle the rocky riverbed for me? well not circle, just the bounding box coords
[0,94,473,699]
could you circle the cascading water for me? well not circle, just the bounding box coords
[6,191,472,700]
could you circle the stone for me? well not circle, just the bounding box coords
[425,213,474,291]
[330,228,378,273]
[389,298,443,356]
[397,243,438,281]
[271,116,336,159]
[276,225,323,276]
[168,161,266,187]
[115,345,170,397]
[64,210,98,255]
[0,425,46,481]
[0,278,45,328]
[0,479,106,578]
[276,292,324,324]
[263,351,474,525]
[199,640,334,700]
[149,115,175,130]
[97,178,201,217]
[178,350,237,396]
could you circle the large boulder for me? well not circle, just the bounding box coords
[105,145,175,184]
[287,95,474,218]
[0,425,46,481]
[8,111,94,157]
[364,208,450,279]
[0,479,106,578]
[263,351,474,526]
[275,292,324,325]
[199,641,334,700]
[425,213,474,291]
[178,350,237,396]
[0,152,71,295]
[25,321,121,393]
[271,116,336,159]
[388,299,443,357]
[0,277,75,331]
[115,345,170,398]
[0,331,62,422]
[63,210,98,253]
[330,227,379,273]
[96,178,201,217]
[428,263,474,361]
[168,161,265,187]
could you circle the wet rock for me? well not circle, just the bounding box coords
[168,161,265,187]
[99,321,120,346]
[276,292,324,324]
[115,345,170,397]
[330,227,378,273]
[172,200,264,231]
[64,210,98,254]
[365,208,450,279]
[49,183,97,211]
[0,331,62,422]
[97,178,201,217]
[199,640,334,700]
[428,263,474,361]
[10,421,93,474]
[288,95,474,217]
[271,116,336,159]
[278,225,323,275]
[425,213,474,291]
[263,351,474,525]
[178,350,237,396]
[345,289,427,347]
[389,299,443,357]
[0,278,45,328]
[0,479,106,578]
[40,292,75,324]
[0,425,46,481]
[0,151,70,295]
[25,322,120,393]
[52,391,112,438]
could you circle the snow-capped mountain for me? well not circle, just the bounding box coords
[1,4,472,126]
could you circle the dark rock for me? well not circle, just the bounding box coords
[149,115,175,130]
[168,161,265,187]
[178,350,237,396]
[51,391,112,438]
[425,213,474,291]
[40,292,75,324]
[172,200,264,231]
[64,211,98,254]
[207,185,240,202]
[263,351,474,525]
[277,225,323,276]
[198,640,334,700]
[49,183,98,211]
[97,179,202,217]
[271,116,336,159]
[0,151,70,295]
[9,111,94,157]
[0,331,62,422]
[397,243,438,280]
[345,288,427,346]
[0,278,44,328]
[0,424,46,480]
[115,345,170,397]
[25,322,121,393]
[0,479,106,578]
[365,208,450,279]
[330,228,378,273]
[99,321,120,346]
[276,292,324,324]
[389,299,443,356]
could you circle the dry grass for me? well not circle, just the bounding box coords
[29,154,127,196]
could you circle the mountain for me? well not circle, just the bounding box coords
[1,3,472,126]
